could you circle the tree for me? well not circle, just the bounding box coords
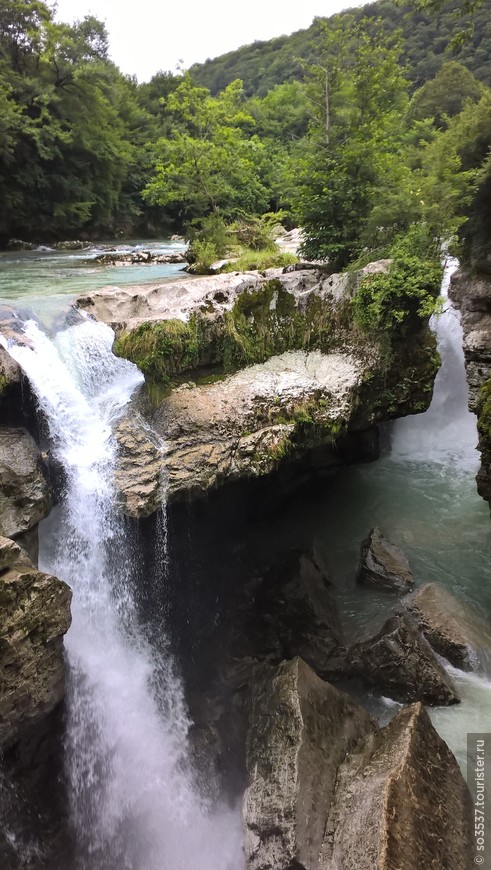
[143,75,269,223]
[292,22,412,267]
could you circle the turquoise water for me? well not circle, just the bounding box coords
[2,251,490,783]
[0,240,187,327]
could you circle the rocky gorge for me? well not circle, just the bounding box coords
[0,254,487,869]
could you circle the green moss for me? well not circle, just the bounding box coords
[222,281,334,371]
[113,315,215,388]
[477,376,491,467]
[0,373,8,395]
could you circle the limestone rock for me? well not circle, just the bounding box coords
[242,658,374,870]
[0,346,21,395]
[75,266,440,510]
[406,582,491,670]
[349,613,460,705]
[449,269,491,502]
[93,249,187,266]
[324,702,474,870]
[357,527,414,594]
[0,427,53,540]
[0,535,72,749]
[153,350,363,506]
[114,413,165,517]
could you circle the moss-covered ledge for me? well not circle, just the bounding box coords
[75,262,442,513]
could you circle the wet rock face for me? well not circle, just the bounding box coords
[114,413,165,517]
[324,702,474,870]
[349,613,460,705]
[240,552,346,678]
[243,658,374,870]
[0,536,72,750]
[449,269,491,502]
[406,582,491,671]
[0,427,53,549]
[357,527,414,594]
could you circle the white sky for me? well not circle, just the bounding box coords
[55,0,363,82]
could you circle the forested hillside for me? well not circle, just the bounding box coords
[0,0,490,278]
[189,0,491,96]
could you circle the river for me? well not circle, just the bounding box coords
[1,247,490,866]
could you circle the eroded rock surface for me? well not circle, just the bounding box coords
[449,269,491,502]
[349,613,460,705]
[0,427,52,543]
[357,527,414,594]
[406,582,491,670]
[0,536,71,749]
[76,266,439,512]
[324,702,474,870]
[243,659,472,870]
[243,658,374,870]
[151,350,363,505]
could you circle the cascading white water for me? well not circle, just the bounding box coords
[5,318,242,870]
[391,256,479,469]
[389,257,491,767]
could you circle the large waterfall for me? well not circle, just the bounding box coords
[6,317,242,869]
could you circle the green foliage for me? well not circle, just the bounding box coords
[113,317,205,387]
[352,224,443,335]
[408,61,483,127]
[143,75,269,222]
[477,376,491,467]
[294,21,412,268]
[221,249,297,272]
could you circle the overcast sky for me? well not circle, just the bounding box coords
[55,0,363,82]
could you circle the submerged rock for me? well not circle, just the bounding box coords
[324,702,474,870]
[406,582,491,670]
[0,427,53,546]
[349,613,460,705]
[0,535,71,749]
[243,658,374,870]
[357,527,414,594]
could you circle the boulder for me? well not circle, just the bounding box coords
[0,535,72,749]
[242,658,375,870]
[349,613,460,705]
[0,427,53,542]
[324,702,474,869]
[357,527,414,594]
[406,582,491,670]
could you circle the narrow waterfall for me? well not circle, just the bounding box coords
[391,256,478,470]
[6,318,242,870]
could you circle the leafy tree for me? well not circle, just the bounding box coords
[293,22,412,267]
[144,75,269,222]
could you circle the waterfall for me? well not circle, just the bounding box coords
[391,256,479,470]
[5,318,242,870]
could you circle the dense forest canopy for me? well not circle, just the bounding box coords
[0,0,490,276]
[189,0,491,96]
